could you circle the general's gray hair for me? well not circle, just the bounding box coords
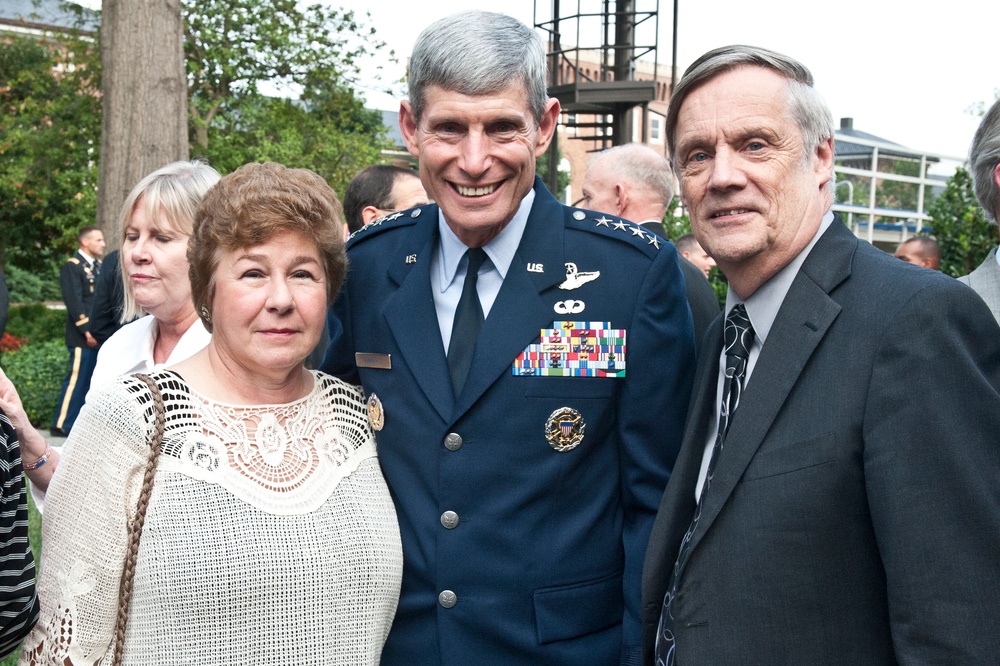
[970,98,1000,223]
[589,143,674,203]
[665,45,834,165]
[407,11,548,124]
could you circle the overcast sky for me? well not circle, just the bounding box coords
[354,0,997,166]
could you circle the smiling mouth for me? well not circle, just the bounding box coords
[711,209,753,218]
[455,183,498,197]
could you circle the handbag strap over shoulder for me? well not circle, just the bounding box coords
[111,372,167,666]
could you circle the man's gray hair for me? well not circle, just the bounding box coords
[590,143,674,203]
[407,10,548,124]
[970,98,1000,224]
[665,45,834,164]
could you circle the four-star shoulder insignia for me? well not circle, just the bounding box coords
[567,209,662,258]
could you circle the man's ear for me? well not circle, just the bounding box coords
[533,98,561,158]
[813,136,835,189]
[361,206,382,226]
[399,100,420,158]
[614,184,629,218]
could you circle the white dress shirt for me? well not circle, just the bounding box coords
[431,189,535,354]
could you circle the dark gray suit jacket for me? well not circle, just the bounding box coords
[959,246,1000,325]
[642,219,1000,664]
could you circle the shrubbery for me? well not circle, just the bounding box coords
[5,303,65,344]
[1,339,66,426]
[4,265,61,304]
[1,303,68,426]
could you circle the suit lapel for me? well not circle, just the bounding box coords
[383,212,455,423]
[968,247,1000,320]
[452,180,567,420]
[682,221,854,560]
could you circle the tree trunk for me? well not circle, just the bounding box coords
[96,0,188,251]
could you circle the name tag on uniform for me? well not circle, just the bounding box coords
[513,321,626,377]
[356,353,392,370]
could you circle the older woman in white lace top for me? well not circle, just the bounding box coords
[21,163,402,665]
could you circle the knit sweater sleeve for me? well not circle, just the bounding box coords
[20,375,154,665]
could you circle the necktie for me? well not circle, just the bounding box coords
[655,304,755,666]
[447,248,488,398]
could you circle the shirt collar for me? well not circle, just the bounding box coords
[436,188,536,291]
[725,210,835,345]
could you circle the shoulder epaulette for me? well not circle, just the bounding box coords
[564,207,665,259]
[67,257,81,265]
[346,205,431,248]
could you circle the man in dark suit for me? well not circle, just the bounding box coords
[51,226,104,437]
[322,11,695,665]
[642,45,1000,665]
[581,143,720,352]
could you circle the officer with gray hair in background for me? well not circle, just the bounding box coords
[959,97,1000,323]
[582,143,720,351]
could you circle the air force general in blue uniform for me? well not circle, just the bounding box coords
[321,15,696,666]
[323,172,695,663]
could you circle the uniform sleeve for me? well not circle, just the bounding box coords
[19,378,153,665]
[61,260,90,335]
[617,245,696,664]
[89,253,124,345]
[320,284,360,385]
[864,280,1000,662]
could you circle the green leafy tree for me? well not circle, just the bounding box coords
[0,28,101,273]
[927,166,997,278]
[183,1,393,193]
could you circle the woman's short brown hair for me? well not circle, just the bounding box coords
[189,162,347,332]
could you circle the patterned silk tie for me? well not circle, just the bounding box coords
[655,304,755,666]
[447,248,488,398]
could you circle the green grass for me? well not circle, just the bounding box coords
[1,486,43,665]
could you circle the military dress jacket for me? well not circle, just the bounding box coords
[322,178,695,665]
[61,251,97,348]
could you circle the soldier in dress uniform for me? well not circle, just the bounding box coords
[51,226,104,436]
[321,10,695,665]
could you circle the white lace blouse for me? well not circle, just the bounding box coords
[21,370,401,665]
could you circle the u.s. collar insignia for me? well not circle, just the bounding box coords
[558,262,600,290]
[545,407,585,452]
[367,393,385,431]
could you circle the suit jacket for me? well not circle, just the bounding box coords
[60,251,98,348]
[958,245,1000,324]
[641,219,1000,664]
[675,258,720,355]
[88,249,127,345]
[323,178,695,665]
[636,220,720,354]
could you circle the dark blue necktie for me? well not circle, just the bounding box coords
[655,303,755,665]
[447,248,487,398]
